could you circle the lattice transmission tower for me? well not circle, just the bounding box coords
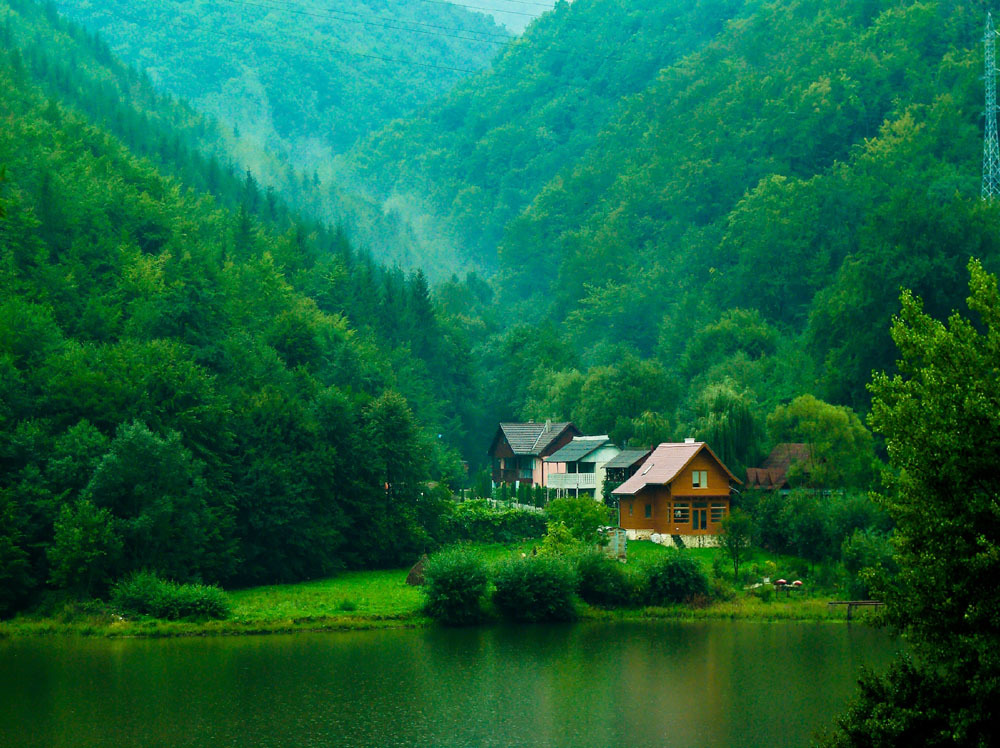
[984,13,1000,200]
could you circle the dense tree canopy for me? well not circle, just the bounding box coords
[823,261,1000,746]
[0,0,486,612]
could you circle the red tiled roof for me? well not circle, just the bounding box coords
[746,443,812,489]
[746,467,786,489]
[612,442,740,496]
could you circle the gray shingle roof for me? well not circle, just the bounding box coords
[602,449,652,470]
[499,422,575,456]
[545,437,612,463]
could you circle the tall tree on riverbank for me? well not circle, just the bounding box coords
[820,260,1000,746]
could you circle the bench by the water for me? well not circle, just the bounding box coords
[828,600,884,621]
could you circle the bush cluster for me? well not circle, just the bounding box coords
[492,556,577,623]
[444,499,547,544]
[574,552,636,608]
[110,571,231,620]
[422,548,489,625]
[422,546,723,626]
[645,551,709,605]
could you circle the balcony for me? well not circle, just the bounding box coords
[547,472,597,491]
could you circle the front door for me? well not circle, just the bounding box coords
[692,509,708,531]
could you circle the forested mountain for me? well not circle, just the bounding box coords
[4,0,1000,616]
[350,0,1000,469]
[52,0,505,157]
[0,0,483,612]
[48,0,515,273]
[341,0,743,266]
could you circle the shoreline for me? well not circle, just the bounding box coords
[0,597,875,639]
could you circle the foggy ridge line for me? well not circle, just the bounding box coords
[248,0,518,39]
[80,2,487,72]
[220,0,512,45]
[90,0,627,71]
[222,0,626,59]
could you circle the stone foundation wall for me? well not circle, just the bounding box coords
[624,529,720,548]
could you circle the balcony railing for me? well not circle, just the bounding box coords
[547,472,597,490]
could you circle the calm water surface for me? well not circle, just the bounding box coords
[0,621,897,748]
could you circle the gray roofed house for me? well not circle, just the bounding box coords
[545,435,613,463]
[603,448,654,499]
[544,436,621,498]
[603,449,654,471]
[488,421,581,487]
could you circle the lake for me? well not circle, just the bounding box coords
[0,621,898,747]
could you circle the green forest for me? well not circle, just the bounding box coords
[0,0,490,611]
[1,0,997,604]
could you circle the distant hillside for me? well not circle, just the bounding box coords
[50,0,511,274]
[356,0,1000,476]
[52,0,505,169]
[340,0,743,267]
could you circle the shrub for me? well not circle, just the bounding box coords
[709,575,736,602]
[539,520,581,556]
[445,499,547,544]
[645,550,709,605]
[422,548,490,626]
[546,495,612,543]
[574,552,634,608]
[492,556,577,622]
[110,571,230,620]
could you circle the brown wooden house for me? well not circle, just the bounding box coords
[613,440,741,537]
[488,421,581,487]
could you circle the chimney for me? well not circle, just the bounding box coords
[545,419,551,431]
[684,437,696,444]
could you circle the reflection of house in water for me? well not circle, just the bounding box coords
[745,443,811,492]
[544,436,621,498]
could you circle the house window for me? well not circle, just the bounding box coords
[644,503,652,519]
[673,503,690,523]
[628,503,633,516]
[711,503,726,523]
[692,470,708,488]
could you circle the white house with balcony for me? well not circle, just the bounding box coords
[544,436,621,498]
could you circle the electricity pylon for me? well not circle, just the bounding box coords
[983,13,1000,199]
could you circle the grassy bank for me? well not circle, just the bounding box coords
[0,542,876,638]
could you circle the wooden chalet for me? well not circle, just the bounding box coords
[613,440,741,537]
[488,421,581,487]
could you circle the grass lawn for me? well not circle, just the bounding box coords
[229,569,422,623]
[0,540,862,638]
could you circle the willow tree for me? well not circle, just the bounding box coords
[693,380,760,475]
